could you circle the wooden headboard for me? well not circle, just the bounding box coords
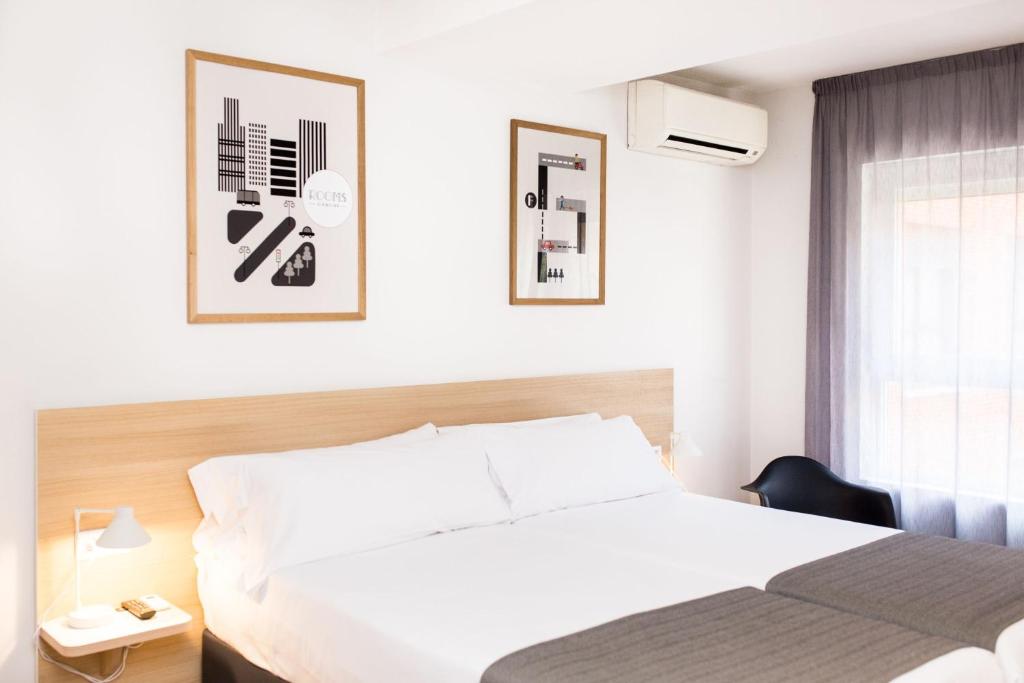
[37,368,673,682]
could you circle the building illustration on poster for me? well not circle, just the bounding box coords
[215,97,323,286]
[531,152,588,285]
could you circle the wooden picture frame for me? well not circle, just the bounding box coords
[509,119,606,305]
[186,50,366,323]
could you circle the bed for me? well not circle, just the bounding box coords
[195,505,1001,683]
[189,407,1011,683]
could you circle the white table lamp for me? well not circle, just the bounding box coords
[70,506,150,629]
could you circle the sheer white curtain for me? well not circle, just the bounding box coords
[806,45,1024,546]
[858,148,1024,545]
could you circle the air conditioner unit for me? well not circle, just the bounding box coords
[627,79,767,165]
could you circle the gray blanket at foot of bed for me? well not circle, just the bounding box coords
[767,532,1024,650]
[480,587,962,683]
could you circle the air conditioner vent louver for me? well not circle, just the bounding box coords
[665,134,750,155]
[627,80,767,166]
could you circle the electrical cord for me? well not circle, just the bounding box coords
[34,556,141,682]
[36,643,138,683]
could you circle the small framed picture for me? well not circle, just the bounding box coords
[509,119,606,305]
[186,50,365,323]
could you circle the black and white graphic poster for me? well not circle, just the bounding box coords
[187,50,365,322]
[510,120,605,305]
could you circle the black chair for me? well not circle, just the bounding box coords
[741,456,897,528]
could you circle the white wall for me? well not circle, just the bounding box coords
[0,1,753,678]
[747,85,815,480]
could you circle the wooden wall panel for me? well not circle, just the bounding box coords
[37,368,673,682]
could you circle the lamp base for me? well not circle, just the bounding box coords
[68,604,116,629]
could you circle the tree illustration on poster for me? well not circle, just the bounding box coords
[186,50,365,322]
[509,119,606,306]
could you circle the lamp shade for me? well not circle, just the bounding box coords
[96,506,150,549]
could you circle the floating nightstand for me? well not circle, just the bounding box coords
[40,600,192,658]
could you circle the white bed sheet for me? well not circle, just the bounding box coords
[515,490,1024,683]
[513,489,899,588]
[198,512,1000,683]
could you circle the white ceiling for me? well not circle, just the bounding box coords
[678,0,1024,92]
[373,0,1021,92]
[373,0,537,53]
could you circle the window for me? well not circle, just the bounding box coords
[857,147,1024,506]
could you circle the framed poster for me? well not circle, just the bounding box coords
[186,50,365,323]
[509,119,606,305]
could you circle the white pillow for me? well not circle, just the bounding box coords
[484,416,677,520]
[188,423,438,529]
[438,412,600,434]
[237,432,510,591]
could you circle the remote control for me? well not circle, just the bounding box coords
[121,599,156,620]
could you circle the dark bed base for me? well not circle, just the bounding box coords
[202,629,291,683]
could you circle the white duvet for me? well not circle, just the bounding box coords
[198,493,1004,683]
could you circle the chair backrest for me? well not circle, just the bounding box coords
[741,456,897,528]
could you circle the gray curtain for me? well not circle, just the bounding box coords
[806,44,1024,545]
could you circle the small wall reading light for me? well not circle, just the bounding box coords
[69,506,151,629]
[668,431,704,475]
